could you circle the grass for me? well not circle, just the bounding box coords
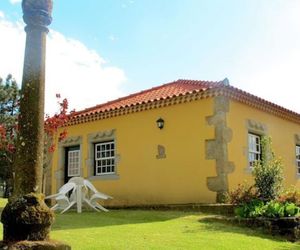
[0,199,299,249]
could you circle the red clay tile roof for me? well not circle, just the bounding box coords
[72,79,224,117]
[68,79,300,125]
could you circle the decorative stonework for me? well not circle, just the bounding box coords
[90,130,115,140]
[60,136,81,146]
[55,136,82,191]
[156,145,166,159]
[22,0,53,32]
[243,120,267,173]
[86,129,120,180]
[247,119,267,134]
[205,96,235,202]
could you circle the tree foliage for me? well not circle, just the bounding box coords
[0,75,20,197]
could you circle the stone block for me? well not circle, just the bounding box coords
[207,176,225,192]
[214,96,229,113]
[223,161,235,174]
[205,140,216,159]
[206,112,226,126]
[221,127,233,143]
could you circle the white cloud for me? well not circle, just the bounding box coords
[0,11,4,18]
[0,14,126,115]
[0,18,24,84]
[228,1,300,113]
[9,0,21,4]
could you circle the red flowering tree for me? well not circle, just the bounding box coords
[43,94,71,193]
[0,75,72,196]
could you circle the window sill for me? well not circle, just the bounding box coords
[88,174,119,181]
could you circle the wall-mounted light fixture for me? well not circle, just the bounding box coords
[156,118,164,129]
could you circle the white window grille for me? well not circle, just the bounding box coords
[296,145,300,174]
[67,150,80,177]
[248,133,261,168]
[95,141,115,175]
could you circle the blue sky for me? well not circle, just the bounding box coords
[0,0,300,114]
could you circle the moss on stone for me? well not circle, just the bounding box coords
[1,193,54,242]
[0,240,71,250]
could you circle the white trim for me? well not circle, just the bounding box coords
[296,145,300,175]
[95,140,115,175]
[67,149,80,177]
[248,133,261,168]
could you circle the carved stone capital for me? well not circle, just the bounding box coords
[22,0,53,30]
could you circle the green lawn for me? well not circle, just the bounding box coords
[0,199,299,250]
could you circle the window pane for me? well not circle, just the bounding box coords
[248,133,261,167]
[68,149,80,177]
[94,141,116,175]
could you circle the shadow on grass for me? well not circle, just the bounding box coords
[52,209,193,231]
[197,216,300,249]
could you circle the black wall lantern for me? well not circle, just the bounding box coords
[156,118,164,129]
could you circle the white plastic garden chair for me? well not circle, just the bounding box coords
[45,182,77,214]
[83,179,113,212]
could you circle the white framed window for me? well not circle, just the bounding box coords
[95,140,115,175]
[248,133,261,168]
[67,149,80,177]
[296,145,300,175]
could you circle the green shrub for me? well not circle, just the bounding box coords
[234,201,300,218]
[252,136,284,201]
[278,187,300,206]
[264,201,285,218]
[234,199,265,218]
[228,183,258,205]
[284,203,300,217]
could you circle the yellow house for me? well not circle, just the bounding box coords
[50,79,300,205]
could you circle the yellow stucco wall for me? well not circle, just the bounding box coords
[227,100,300,191]
[51,98,217,205]
[51,97,300,205]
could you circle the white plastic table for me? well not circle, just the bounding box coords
[76,184,83,213]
